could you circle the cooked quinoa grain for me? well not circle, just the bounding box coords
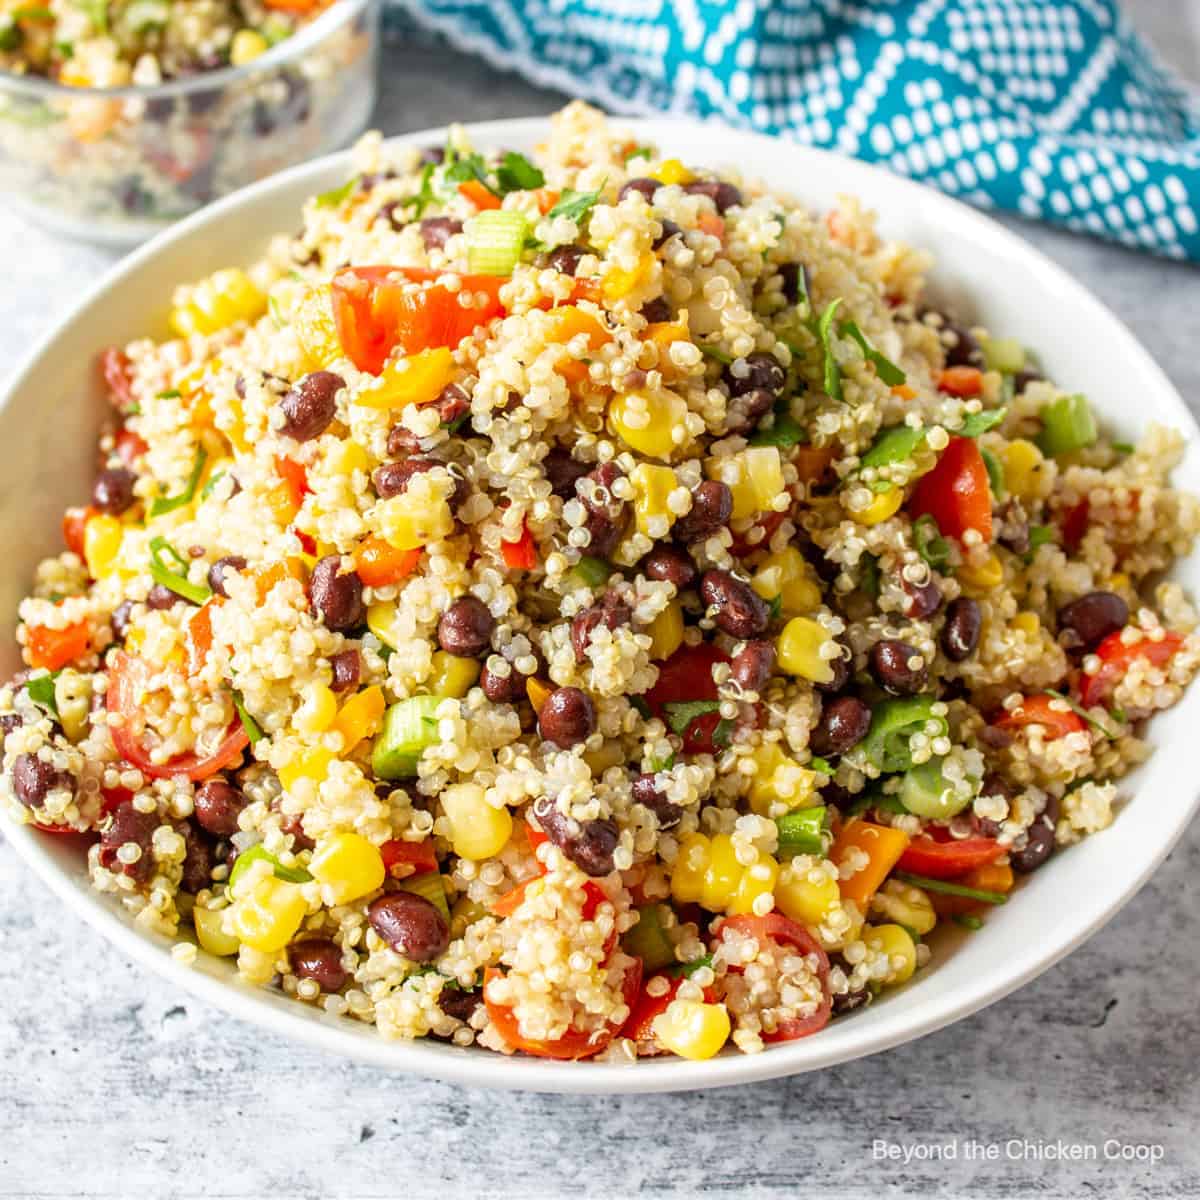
[4,102,1198,1064]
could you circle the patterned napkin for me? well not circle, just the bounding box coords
[388,0,1200,261]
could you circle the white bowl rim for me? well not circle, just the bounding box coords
[3,114,1198,1094]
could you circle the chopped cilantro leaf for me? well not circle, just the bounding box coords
[698,343,733,365]
[25,672,60,715]
[314,175,359,209]
[913,514,952,571]
[712,717,736,748]
[547,184,605,224]
[980,446,1006,499]
[629,696,651,719]
[156,389,181,399]
[495,151,545,194]
[662,699,721,735]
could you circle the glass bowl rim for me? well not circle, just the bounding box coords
[0,0,374,101]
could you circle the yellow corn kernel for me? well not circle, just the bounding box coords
[646,601,685,661]
[295,285,341,370]
[871,878,937,936]
[653,158,694,186]
[857,486,904,525]
[53,671,91,742]
[358,347,456,409]
[742,446,785,512]
[325,440,371,478]
[747,743,819,815]
[232,876,308,953]
[653,999,731,1060]
[1002,438,1047,501]
[608,390,688,459]
[751,546,821,615]
[670,832,780,915]
[603,252,657,302]
[1012,611,1041,638]
[440,782,513,860]
[366,601,404,651]
[377,475,454,551]
[331,685,386,752]
[776,617,837,684]
[630,462,679,537]
[230,28,268,66]
[170,268,266,338]
[774,860,842,927]
[294,683,338,735]
[704,454,757,520]
[865,922,918,985]
[309,832,386,906]
[428,652,480,699]
[194,906,240,957]
[958,551,1004,593]
[583,740,626,775]
[1107,572,1130,592]
[526,677,553,714]
[278,746,334,795]
[83,513,124,579]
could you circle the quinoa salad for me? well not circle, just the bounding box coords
[4,101,1198,1064]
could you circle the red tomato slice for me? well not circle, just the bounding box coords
[483,956,642,1060]
[106,651,248,781]
[897,833,1004,879]
[115,428,149,468]
[381,838,438,878]
[908,435,993,545]
[1060,498,1090,553]
[717,913,831,1041]
[1079,631,1184,708]
[993,693,1087,740]
[643,642,730,754]
[330,266,506,375]
[100,347,137,412]
[62,507,93,559]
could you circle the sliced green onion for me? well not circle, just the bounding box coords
[400,870,450,921]
[148,536,212,606]
[465,210,529,276]
[775,806,829,858]
[372,696,445,779]
[232,690,263,744]
[79,0,107,32]
[1036,393,1097,457]
[623,145,653,163]
[840,319,905,386]
[815,298,844,401]
[662,699,720,735]
[895,870,1008,905]
[913,513,952,571]
[954,913,984,930]
[980,336,1026,374]
[646,752,676,773]
[228,845,312,889]
[766,594,783,623]
[315,175,359,209]
[1025,525,1056,561]
[200,470,226,501]
[621,903,676,972]
[960,406,1007,438]
[1111,441,1134,455]
[698,342,732,365]
[495,152,545,194]
[24,671,60,715]
[667,952,713,979]
[863,696,947,774]
[149,446,207,517]
[571,556,611,589]
[156,388,181,399]
[898,757,976,819]
[1045,688,1118,740]
[862,424,924,468]
[860,553,880,599]
[980,446,1006,499]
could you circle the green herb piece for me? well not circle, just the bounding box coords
[960,406,1007,438]
[767,594,783,623]
[667,953,713,979]
[775,806,829,858]
[863,696,948,774]
[646,752,676,773]
[1036,393,1097,457]
[54,39,74,58]
[861,553,880,599]
[156,389,181,399]
[980,446,1006,499]
[571,556,611,589]
[861,424,924,468]
[148,536,212,606]
[79,0,107,32]
[259,15,290,46]
[0,19,20,52]
[840,319,905,386]
[662,699,721,736]
[442,411,471,434]
[1025,525,1056,561]
[979,336,1026,374]
[809,756,833,776]
[24,671,60,716]
[200,471,225,501]
[410,162,436,218]
[712,717,736,748]
[0,100,61,126]
[232,690,263,744]
[314,175,359,209]
[149,446,207,517]
[913,514,952,572]
[372,696,445,779]
[495,151,545,194]
[1044,688,1118,740]
[898,756,975,820]
[698,342,733,365]
[547,184,605,224]
[815,298,844,401]
[954,913,984,931]
[748,411,806,449]
[1109,705,1128,725]
[13,7,53,20]
[228,845,312,889]
[442,152,496,195]
[622,903,676,972]
[623,145,653,163]
[629,696,652,719]
[1111,441,1134,455]
[895,871,1008,905]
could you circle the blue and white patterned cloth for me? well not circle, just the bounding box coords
[389,0,1200,261]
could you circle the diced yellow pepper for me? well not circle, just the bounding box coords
[194,906,240,957]
[545,306,611,385]
[330,685,385,752]
[231,876,308,953]
[526,677,553,714]
[652,158,694,186]
[644,317,690,379]
[751,546,821,615]
[958,552,1004,593]
[440,783,513,860]
[83,513,124,580]
[603,252,657,302]
[857,487,904,525]
[357,347,456,410]
[630,462,680,536]
[742,446,785,512]
[747,743,819,815]
[776,617,837,684]
[865,923,918,985]
[278,746,335,795]
[646,601,684,661]
[169,268,265,339]
[295,285,342,370]
[377,475,454,551]
[608,390,688,459]
[309,831,386,905]
[1002,438,1047,501]
[653,999,731,1060]
[366,601,403,650]
[264,480,303,527]
[325,440,371,478]
[428,652,480,699]
[230,28,268,66]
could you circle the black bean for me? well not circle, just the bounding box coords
[652,219,682,250]
[386,423,422,458]
[1011,814,1056,874]
[0,713,21,742]
[723,352,785,398]
[941,597,982,662]
[535,803,619,876]
[642,544,697,590]
[207,555,247,598]
[1057,591,1128,652]
[437,596,494,658]
[571,591,632,662]
[12,753,67,810]
[419,216,463,251]
[903,578,943,620]
[278,809,315,852]
[921,308,983,368]
[290,938,349,992]
[438,986,481,1023]
[538,687,596,748]
[640,296,673,324]
[618,177,658,203]
[576,463,628,558]
[330,649,361,693]
[815,644,852,695]
[193,779,245,837]
[92,467,137,515]
[730,640,776,693]
[869,639,927,695]
[99,799,158,882]
[995,498,1031,556]
[776,262,811,305]
[543,448,590,499]
[1013,366,1045,395]
[179,821,215,893]
[673,481,732,543]
[683,179,742,213]
[309,556,365,633]
[832,982,872,1016]
[376,201,409,232]
[978,725,1013,750]
[418,146,445,166]
[480,661,526,704]
[724,388,776,436]
[278,371,343,442]
[700,570,770,639]
[630,773,683,827]
[540,244,586,276]
[111,600,135,641]
[146,583,185,610]
[368,892,449,962]
[373,457,434,500]
[811,696,872,757]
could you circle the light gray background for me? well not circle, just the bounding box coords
[2,7,1198,1198]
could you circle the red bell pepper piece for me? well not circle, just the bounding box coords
[908,435,992,545]
[26,621,90,671]
[897,832,1005,879]
[381,838,438,878]
[500,522,538,570]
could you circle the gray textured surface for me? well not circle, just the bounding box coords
[2,11,1199,1199]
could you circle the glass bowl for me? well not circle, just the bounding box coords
[0,0,380,247]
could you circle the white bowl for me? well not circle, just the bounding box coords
[2,117,1198,1093]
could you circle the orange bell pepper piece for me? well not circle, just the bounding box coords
[829,818,911,908]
